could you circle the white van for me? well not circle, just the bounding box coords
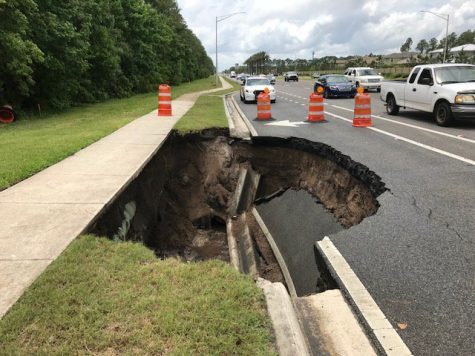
[230,71,236,78]
[344,67,384,92]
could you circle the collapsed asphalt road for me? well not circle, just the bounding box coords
[233,79,475,356]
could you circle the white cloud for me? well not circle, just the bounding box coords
[176,0,475,70]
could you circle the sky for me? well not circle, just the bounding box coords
[175,0,475,71]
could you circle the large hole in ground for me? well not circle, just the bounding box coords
[89,129,385,295]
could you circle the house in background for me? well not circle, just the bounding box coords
[429,43,475,60]
[382,52,418,65]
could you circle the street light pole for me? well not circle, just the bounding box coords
[215,12,245,86]
[420,10,450,63]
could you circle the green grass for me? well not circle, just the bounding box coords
[381,72,407,80]
[174,77,241,132]
[0,235,276,355]
[0,77,219,190]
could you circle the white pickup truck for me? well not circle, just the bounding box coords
[380,64,475,126]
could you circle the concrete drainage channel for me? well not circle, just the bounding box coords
[88,129,389,355]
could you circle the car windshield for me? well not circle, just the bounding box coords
[358,69,378,76]
[287,72,297,75]
[326,76,349,83]
[434,66,475,84]
[247,79,270,86]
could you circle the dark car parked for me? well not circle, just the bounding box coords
[284,71,299,82]
[314,74,356,98]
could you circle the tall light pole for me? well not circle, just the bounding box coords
[215,12,245,86]
[420,10,450,63]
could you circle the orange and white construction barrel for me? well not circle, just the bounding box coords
[256,88,272,120]
[307,88,325,122]
[158,84,172,116]
[353,87,372,127]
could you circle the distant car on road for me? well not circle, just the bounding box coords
[344,67,384,92]
[284,71,299,82]
[230,71,236,78]
[239,73,250,84]
[267,74,276,85]
[240,76,276,103]
[314,74,356,98]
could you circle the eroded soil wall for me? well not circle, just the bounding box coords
[90,130,385,266]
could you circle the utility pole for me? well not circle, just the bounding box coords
[215,12,245,85]
[420,11,450,63]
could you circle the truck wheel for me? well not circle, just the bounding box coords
[434,102,453,126]
[386,94,399,115]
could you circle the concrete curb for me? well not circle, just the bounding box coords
[229,94,258,137]
[257,278,310,356]
[223,96,236,137]
[226,167,260,276]
[316,237,413,356]
[252,208,297,299]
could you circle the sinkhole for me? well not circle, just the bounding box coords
[89,129,386,296]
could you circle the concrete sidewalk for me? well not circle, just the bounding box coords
[0,77,232,319]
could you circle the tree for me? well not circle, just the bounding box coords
[439,32,458,50]
[400,37,413,52]
[0,0,214,110]
[455,49,469,63]
[415,39,429,54]
[456,30,475,46]
[0,0,44,105]
[428,37,438,51]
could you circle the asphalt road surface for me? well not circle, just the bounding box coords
[233,78,475,356]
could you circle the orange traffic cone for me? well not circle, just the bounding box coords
[158,84,172,116]
[353,87,372,127]
[256,88,272,120]
[307,87,325,122]
[0,105,15,124]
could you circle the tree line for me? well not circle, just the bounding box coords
[401,29,475,54]
[229,29,474,75]
[0,0,214,110]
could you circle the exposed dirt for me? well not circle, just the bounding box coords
[247,213,286,284]
[90,129,385,282]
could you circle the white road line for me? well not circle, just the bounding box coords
[325,111,475,166]
[301,104,306,106]
[317,237,413,356]
[331,104,475,144]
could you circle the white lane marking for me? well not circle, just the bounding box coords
[325,111,475,166]
[317,237,413,356]
[331,104,475,144]
[301,104,306,106]
[265,120,309,127]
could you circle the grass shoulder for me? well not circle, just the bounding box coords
[0,235,276,355]
[174,77,241,133]
[0,77,219,191]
